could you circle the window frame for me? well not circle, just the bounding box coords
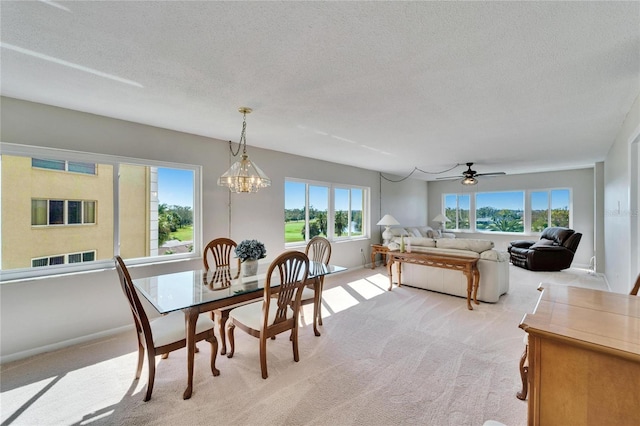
[284,177,369,246]
[1,142,202,281]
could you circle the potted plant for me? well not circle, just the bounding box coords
[235,239,267,276]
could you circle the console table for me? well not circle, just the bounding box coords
[387,251,480,310]
[519,284,640,425]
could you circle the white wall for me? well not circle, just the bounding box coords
[604,95,640,294]
[379,174,429,227]
[427,168,596,266]
[0,97,382,361]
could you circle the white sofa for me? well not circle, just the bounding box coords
[387,226,510,303]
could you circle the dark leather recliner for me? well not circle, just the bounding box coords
[508,227,582,271]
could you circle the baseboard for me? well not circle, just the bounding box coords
[1,324,134,364]
[601,273,612,292]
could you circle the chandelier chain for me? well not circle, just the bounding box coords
[228,111,249,157]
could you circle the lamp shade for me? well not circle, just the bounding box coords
[432,213,450,224]
[376,214,400,226]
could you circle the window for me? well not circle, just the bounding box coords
[31,199,96,226]
[443,188,571,234]
[31,251,97,267]
[32,158,97,175]
[285,179,368,243]
[531,189,570,231]
[476,191,524,233]
[1,143,200,280]
[444,194,470,230]
[334,187,364,239]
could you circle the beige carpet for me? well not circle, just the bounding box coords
[0,265,608,426]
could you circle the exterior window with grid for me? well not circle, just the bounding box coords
[31,200,96,226]
[32,158,96,175]
[31,252,97,268]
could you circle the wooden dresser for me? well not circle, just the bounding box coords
[519,284,640,426]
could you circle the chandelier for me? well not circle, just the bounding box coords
[217,107,271,193]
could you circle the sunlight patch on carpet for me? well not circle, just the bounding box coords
[322,286,360,313]
[347,277,386,299]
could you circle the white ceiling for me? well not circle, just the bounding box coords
[1,1,639,181]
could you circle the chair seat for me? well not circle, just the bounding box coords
[151,311,215,348]
[300,285,315,301]
[229,300,293,331]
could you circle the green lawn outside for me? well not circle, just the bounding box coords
[285,220,363,241]
[170,225,193,242]
[285,220,305,243]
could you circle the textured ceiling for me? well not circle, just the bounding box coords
[1,1,639,180]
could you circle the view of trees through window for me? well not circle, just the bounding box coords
[285,180,366,243]
[476,192,524,232]
[155,167,195,254]
[531,189,570,231]
[444,189,570,233]
[158,203,193,246]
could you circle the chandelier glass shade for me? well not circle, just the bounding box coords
[217,107,271,193]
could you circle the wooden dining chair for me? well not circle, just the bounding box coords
[114,256,218,401]
[226,251,309,379]
[203,237,241,355]
[300,236,332,336]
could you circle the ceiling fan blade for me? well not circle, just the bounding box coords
[475,172,506,177]
[435,175,464,181]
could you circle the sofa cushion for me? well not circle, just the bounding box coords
[409,246,480,258]
[530,238,557,249]
[391,236,436,247]
[541,227,574,244]
[480,250,510,261]
[436,238,494,253]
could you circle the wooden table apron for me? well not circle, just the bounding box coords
[386,251,480,310]
[181,274,321,399]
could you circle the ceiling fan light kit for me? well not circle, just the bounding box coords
[462,176,478,186]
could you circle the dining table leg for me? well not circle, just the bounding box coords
[312,277,321,337]
[183,307,199,400]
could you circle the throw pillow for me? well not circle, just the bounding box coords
[426,229,441,239]
[418,226,433,237]
[406,227,422,238]
[390,228,408,237]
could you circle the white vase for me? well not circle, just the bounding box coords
[243,259,259,277]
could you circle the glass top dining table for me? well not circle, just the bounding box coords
[133,260,346,314]
[131,258,346,399]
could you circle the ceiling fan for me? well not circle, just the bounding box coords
[436,162,506,185]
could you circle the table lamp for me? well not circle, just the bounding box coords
[432,213,450,232]
[376,214,400,245]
